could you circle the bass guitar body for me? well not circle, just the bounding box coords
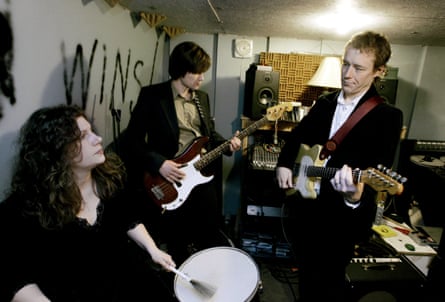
[144,137,214,211]
[144,103,294,211]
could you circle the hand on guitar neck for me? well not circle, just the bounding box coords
[330,165,364,203]
[145,103,294,211]
[277,144,406,199]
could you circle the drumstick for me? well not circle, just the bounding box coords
[169,265,217,298]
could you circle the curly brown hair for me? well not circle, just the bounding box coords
[9,104,126,229]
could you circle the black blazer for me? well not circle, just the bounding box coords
[278,85,403,171]
[121,80,228,188]
[277,85,403,244]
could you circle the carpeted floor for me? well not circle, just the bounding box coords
[255,257,299,302]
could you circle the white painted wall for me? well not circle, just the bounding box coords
[409,46,445,140]
[1,0,445,216]
[0,0,161,198]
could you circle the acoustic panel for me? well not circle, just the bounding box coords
[259,52,324,105]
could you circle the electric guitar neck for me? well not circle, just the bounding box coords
[288,144,406,199]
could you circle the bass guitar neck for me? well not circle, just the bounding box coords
[145,103,293,211]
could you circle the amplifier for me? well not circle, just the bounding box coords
[396,139,445,226]
[346,255,426,302]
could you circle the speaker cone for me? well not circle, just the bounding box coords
[258,88,273,105]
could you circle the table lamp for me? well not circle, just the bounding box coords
[307,56,342,90]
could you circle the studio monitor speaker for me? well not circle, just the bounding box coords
[375,78,398,105]
[244,64,280,120]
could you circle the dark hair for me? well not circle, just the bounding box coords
[168,41,211,79]
[345,31,392,71]
[9,104,126,229]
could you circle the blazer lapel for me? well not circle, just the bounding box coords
[159,81,180,141]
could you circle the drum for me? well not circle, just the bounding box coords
[174,246,261,301]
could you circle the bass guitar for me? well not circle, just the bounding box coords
[145,103,293,211]
[287,144,406,198]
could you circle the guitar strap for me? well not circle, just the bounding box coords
[319,96,384,160]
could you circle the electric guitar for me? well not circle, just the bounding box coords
[287,144,406,198]
[144,103,293,211]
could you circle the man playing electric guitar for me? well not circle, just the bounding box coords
[276,31,403,302]
[121,42,241,265]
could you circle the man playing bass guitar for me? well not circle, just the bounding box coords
[121,41,241,265]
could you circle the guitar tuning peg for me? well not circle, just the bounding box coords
[399,176,408,184]
[388,170,398,178]
[378,165,389,173]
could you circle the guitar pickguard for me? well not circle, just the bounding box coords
[295,155,317,199]
[147,154,214,210]
[293,144,326,199]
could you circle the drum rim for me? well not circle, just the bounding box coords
[174,246,261,302]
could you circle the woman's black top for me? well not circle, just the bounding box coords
[0,192,153,302]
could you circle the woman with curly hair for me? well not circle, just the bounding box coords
[0,104,177,301]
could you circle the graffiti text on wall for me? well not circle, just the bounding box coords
[61,39,144,119]
[0,11,16,120]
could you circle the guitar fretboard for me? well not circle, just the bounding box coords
[194,115,270,171]
[302,165,362,182]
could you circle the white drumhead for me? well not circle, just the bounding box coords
[174,247,260,302]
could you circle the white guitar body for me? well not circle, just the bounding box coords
[163,154,214,210]
[293,144,326,199]
[295,156,318,199]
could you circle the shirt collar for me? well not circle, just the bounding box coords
[171,82,195,101]
[337,90,365,107]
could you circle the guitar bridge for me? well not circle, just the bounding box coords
[151,186,165,200]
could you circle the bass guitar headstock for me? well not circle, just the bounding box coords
[265,103,293,121]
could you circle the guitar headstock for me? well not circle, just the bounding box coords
[265,103,293,121]
[361,165,406,195]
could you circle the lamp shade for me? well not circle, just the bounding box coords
[307,56,342,89]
